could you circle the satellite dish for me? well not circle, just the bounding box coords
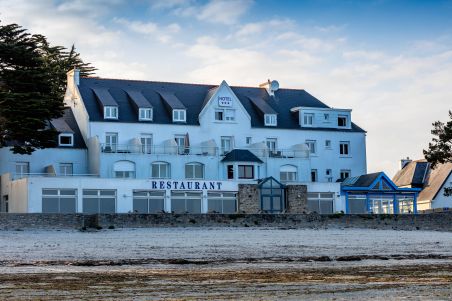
[270,80,279,92]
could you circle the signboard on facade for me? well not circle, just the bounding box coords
[218,96,232,107]
[150,180,224,190]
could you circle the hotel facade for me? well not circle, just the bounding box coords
[1,69,377,214]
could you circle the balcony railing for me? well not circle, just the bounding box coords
[100,144,218,156]
[100,144,309,158]
[12,173,99,180]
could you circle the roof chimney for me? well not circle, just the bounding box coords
[400,157,412,169]
[259,79,279,96]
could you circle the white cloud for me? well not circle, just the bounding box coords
[158,0,254,25]
[2,0,452,178]
[197,0,253,25]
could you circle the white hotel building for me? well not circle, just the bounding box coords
[0,69,368,214]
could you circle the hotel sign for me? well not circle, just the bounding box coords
[151,180,223,190]
[218,96,232,107]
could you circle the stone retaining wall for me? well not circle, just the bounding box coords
[0,212,451,231]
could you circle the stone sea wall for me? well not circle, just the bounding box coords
[0,212,451,231]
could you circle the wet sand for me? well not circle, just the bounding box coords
[1,228,451,300]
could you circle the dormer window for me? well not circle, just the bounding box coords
[303,113,314,126]
[173,109,186,122]
[139,108,153,121]
[264,114,277,126]
[59,133,74,147]
[338,115,347,127]
[104,106,118,119]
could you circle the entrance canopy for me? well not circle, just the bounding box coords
[341,172,421,214]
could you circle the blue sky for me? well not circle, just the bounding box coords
[1,0,452,176]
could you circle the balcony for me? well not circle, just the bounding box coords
[100,144,218,156]
[99,144,309,159]
[11,173,99,180]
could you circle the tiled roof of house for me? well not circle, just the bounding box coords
[393,160,452,201]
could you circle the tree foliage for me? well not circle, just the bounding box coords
[423,111,452,196]
[0,22,95,154]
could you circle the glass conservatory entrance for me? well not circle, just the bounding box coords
[259,177,285,213]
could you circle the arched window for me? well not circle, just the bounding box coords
[280,165,297,182]
[114,160,135,178]
[151,162,171,178]
[185,162,204,179]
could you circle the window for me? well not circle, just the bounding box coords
[133,190,165,213]
[173,109,186,122]
[141,134,153,154]
[280,165,297,182]
[338,115,347,127]
[139,108,153,121]
[311,169,318,182]
[151,162,170,178]
[104,106,118,119]
[221,136,233,155]
[15,162,29,177]
[42,189,77,213]
[246,137,252,145]
[215,109,235,121]
[307,192,334,214]
[305,140,316,155]
[59,163,73,176]
[264,114,277,126]
[303,113,314,126]
[340,141,350,156]
[238,165,254,179]
[82,189,116,213]
[58,134,73,146]
[175,135,186,154]
[324,113,330,121]
[185,162,204,179]
[326,169,332,182]
[114,161,136,179]
[227,165,234,179]
[105,132,118,152]
[325,140,331,149]
[340,170,351,180]
[266,138,277,152]
[171,191,202,213]
[208,192,237,213]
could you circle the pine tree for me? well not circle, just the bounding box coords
[0,22,95,154]
[423,111,452,196]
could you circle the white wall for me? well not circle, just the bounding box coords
[26,176,238,213]
[432,172,452,209]
[0,148,88,177]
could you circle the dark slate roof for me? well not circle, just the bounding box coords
[157,90,186,110]
[53,108,86,149]
[221,149,263,163]
[126,90,152,108]
[78,77,366,132]
[248,96,277,115]
[341,172,382,187]
[92,87,118,106]
[50,118,74,133]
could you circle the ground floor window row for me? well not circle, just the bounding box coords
[41,189,237,214]
[346,194,416,214]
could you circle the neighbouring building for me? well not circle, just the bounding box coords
[393,158,452,211]
[341,172,421,214]
[0,69,368,214]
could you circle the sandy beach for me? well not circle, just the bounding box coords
[1,228,451,300]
